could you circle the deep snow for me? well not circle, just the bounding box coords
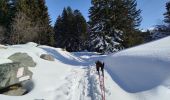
[0,36,170,100]
[104,36,170,99]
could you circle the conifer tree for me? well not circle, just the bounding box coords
[88,0,142,53]
[74,10,88,50]
[0,0,9,27]
[54,15,65,48]
[163,1,170,34]
[89,0,124,53]
[36,0,53,45]
[54,7,76,51]
[164,1,170,24]
[121,0,142,48]
[54,7,87,52]
[0,0,8,43]
[0,0,17,43]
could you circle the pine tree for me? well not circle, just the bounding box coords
[164,1,170,24]
[54,7,87,52]
[0,0,9,27]
[74,10,88,50]
[55,7,76,51]
[0,0,12,43]
[55,7,73,51]
[121,0,142,48]
[88,0,142,53]
[162,1,170,33]
[54,15,63,47]
[35,0,53,45]
[89,0,124,53]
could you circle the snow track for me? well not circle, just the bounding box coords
[87,66,102,100]
[52,65,106,100]
[53,69,83,100]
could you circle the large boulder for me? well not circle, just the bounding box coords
[8,53,36,67]
[0,62,32,90]
[40,54,55,61]
[2,84,27,96]
[0,53,35,95]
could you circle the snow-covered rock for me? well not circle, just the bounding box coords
[8,53,36,67]
[40,54,54,61]
[3,86,27,96]
[0,63,32,90]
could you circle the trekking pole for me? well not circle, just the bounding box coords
[102,75,105,100]
[99,72,105,100]
[101,69,105,100]
[98,74,103,100]
[98,73,103,100]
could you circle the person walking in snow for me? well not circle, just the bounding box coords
[95,60,104,76]
[96,61,105,100]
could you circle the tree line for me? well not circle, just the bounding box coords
[0,0,53,45]
[0,0,169,53]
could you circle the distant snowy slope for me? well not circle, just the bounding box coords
[104,36,170,99]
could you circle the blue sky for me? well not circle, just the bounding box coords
[45,0,168,30]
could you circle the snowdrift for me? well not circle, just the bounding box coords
[104,36,170,93]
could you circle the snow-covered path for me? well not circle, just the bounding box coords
[39,46,107,100]
[53,65,110,100]
[40,47,107,100]
[47,66,100,100]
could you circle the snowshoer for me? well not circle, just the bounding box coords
[96,60,105,100]
[95,60,104,76]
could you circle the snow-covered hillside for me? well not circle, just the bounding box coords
[104,36,170,100]
[0,36,170,100]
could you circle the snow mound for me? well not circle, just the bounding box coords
[104,36,170,93]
